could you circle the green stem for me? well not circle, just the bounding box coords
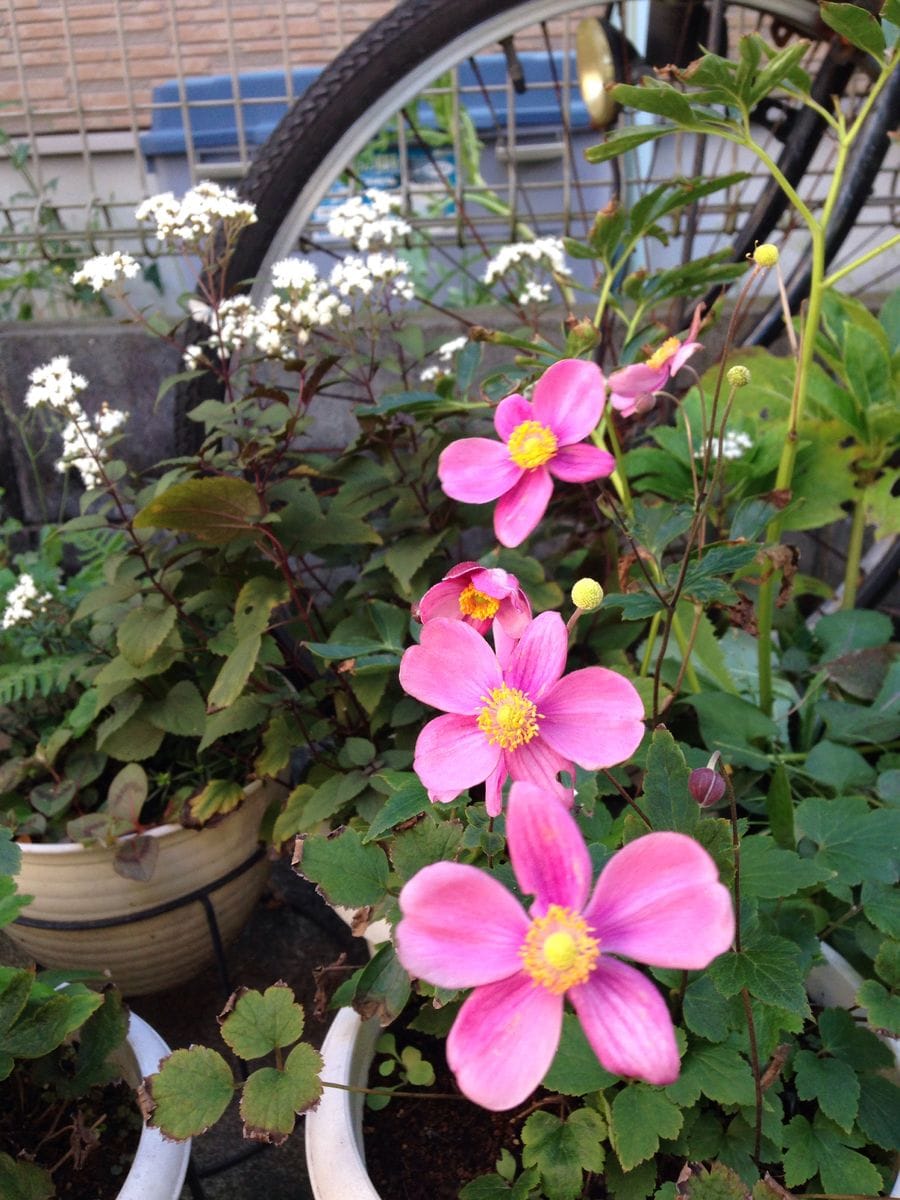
[841,482,870,610]
[671,609,702,693]
[597,417,633,516]
[640,611,662,676]
[824,231,900,288]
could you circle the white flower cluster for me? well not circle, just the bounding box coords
[71,251,140,292]
[24,358,128,490]
[24,356,87,411]
[326,189,412,251]
[135,181,257,244]
[518,280,551,306]
[721,430,753,460]
[330,253,414,301]
[483,238,570,286]
[419,335,470,382]
[2,573,53,630]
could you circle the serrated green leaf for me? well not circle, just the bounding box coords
[610,1084,683,1171]
[351,942,411,1025]
[207,633,262,710]
[819,1006,893,1070]
[542,1012,618,1095]
[709,934,809,1016]
[610,82,696,125]
[862,879,900,936]
[189,779,246,823]
[1,991,103,1058]
[783,1113,884,1193]
[296,827,389,907]
[522,1108,606,1200]
[857,1073,900,1150]
[198,695,267,754]
[233,576,289,638]
[739,837,833,899]
[0,970,33,1038]
[385,532,446,595]
[134,476,262,544]
[821,1,886,59]
[116,603,177,667]
[857,979,900,1035]
[144,680,206,736]
[796,796,900,887]
[221,985,305,1059]
[640,728,698,832]
[364,774,429,842]
[682,975,734,1043]
[390,817,465,883]
[148,1045,235,1139]
[793,1048,859,1130]
[666,1040,755,1108]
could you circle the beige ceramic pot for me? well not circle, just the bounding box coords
[6,779,279,995]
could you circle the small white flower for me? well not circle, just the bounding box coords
[183,344,205,370]
[1,574,53,629]
[436,336,469,362]
[722,430,754,460]
[271,258,320,291]
[326,189,411,251]
[419,365,441,383]
[24,357,88,411]
[136,181,256,245]
[483,237,570,285]
[71,251,140,291]
[518,280,551,306]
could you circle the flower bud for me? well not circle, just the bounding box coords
[632,391,657,416]
[689,766,726,808]
[571,578,604,612]
[726,365,751,388]
[752,243,779,268]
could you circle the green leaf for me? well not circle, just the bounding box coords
[675,1164,747,1199]
[610,1084,683,1171]
[666,1040,755,1108]
[610,82,696,126]
[815,609,893,659]
[863,879,900,936]
[739,837,833,899]
[857,979,900,1035]
[782,1113,884,1193]
[0,1154,54,1200]
[875,938,900,986]
[802,741,876,791]
[105,762,148,823]
[796,796,900,887]
[188,779,246,823]
[351,942,412,1025]
[542,1013,618,1095]
[341,737,376,767]
[221,985,305,1059]
[384,532,446,595]
[640,728,698,832]
[134,477,263,544]
[819,1006,893,1070]
[116,603,178,667]
[144,680,206,736]
[390,816,465,883]
[820,1,886,59]
[685,694,778,769]
[207,633,262,710]
[521,1108,606,1200]
[0,970,33,1038]
[255,713,297,778]
[709,934,809,1016]
[295,827,389,907]
[857,1074,900,1150]
[198,695,268,754]
[682,975,735,1043]
[765,762,795,850]
[793,1048,859,1130]
[0,829,21,877]
[233,576,289,638]
[305,637,384,660]
[239,1042,324,1143]
[364,773,429,842]
[584,124,673,164]
[1,991,103,1058]
[98,713,165,762]
[148,1045,235,1139]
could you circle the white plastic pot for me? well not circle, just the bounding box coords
[116,1012,191,1198]
[7,779,279,995]
[306,945,900,1199]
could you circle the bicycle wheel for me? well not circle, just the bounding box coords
[227,0,890,310]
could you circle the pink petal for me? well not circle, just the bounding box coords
[414,713,501,799]
[396,862,529,988]
[584,831,735,969]
[506,735,571,799]
[416,579,483,628]
[439,437,522,504]
[506,781,592,914]
[400,618,501,713]
[447,973,563,1110]
[549,443,616,483]
[532,359,605,445]
[607,362,666,399]
[669,339,702,377]
[492,621,517,672]
[469,567,518,601]
[505,611,567,699]
[493,468,554,548]
[570,957,681,1085]
[610,391,642,418]
[539,667,645,768]
[494,393,533,441]
[484,758,508,818]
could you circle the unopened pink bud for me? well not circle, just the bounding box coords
[689,767,726,808]
[632,392,657,416]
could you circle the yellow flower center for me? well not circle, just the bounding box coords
[458,583,501,621]
[520,905,600,994]
[507,420,558,470]
[476,684,540,751]
[645,336,680,372]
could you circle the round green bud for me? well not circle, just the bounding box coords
[752,243,779,268]
[571,578,604,612]
[726,365,751,388]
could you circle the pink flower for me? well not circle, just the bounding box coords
[414,561,531,664]
[608,305,704,417]
[398,610,644,816]
[396,781,735,1110]
[438,359,615,548]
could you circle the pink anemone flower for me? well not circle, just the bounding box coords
[414,561,531,664]
[438,359,615,548]
[396,780,735,1110]
[608,304,705,417]
[398,610,644,816]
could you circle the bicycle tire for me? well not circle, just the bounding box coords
[174,0,893,449]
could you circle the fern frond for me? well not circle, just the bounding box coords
[0,655,89,706]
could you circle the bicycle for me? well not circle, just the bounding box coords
[221,0,896,335]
